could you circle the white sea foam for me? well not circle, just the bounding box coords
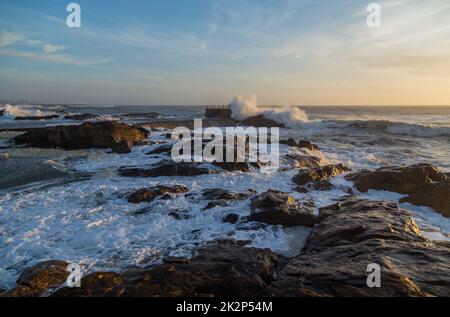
[229,96,309,128]
[0,104,61,120]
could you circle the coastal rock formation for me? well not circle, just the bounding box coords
[52,240,278,297]
[2,260,69,297]
[293,164,350,192]
[5,199,450,297]
[262,199,450,297]
[280,138,320,151]
[111,140,133,154]
[63,113,100,121]
[52,272,125,297]
[120,158,261,178]
[283,153,323,170]
[127,185,189,203]
[14,122,149,152]
[241,115,285,128]
[119,160,218,178]
[248,190,317,227]
[346,163,450,217]
[15,115,60,121]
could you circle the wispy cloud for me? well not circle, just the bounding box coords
[42,44,66,54]
[0,30,25,47]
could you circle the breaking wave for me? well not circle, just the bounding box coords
[0,104,62,120]
[339,120,450,138]
[229,96,309,128]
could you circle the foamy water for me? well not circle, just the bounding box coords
[0,102,449,289]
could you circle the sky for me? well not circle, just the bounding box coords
[0,0,449,106]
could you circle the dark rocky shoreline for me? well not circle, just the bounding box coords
[2,197,449,297]
[1,116,449,297]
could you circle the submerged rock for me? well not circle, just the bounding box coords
[111,140,133,154]
[3,260,69,297]
[202,188,255,201]
[248,190,317,227]
[346,163,450,217]
[13,122,149,152]
[127,185,189,203]
[262,198,450,297]
[15,115,60,121]
[63,113,100,121]
[119,160,218,178]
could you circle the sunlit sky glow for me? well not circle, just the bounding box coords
[0,0,449,105]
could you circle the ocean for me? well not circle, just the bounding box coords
[0,103,449,289]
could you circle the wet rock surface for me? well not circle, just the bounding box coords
[346,163,450,217]
[248,190,317,227]
[51,240,278,297]
[5,199,450,297]
[119,160,219,178]
[240,115,285,128]
[281,138,320,151]
[15,115,60,121]
[2,260,69,297]
[262,198,450,297]
[13,121,149,152]
[63,113,100,121]
[127,185,189,203]
[293,164,350,192]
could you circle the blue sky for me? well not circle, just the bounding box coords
[1,0,450,105]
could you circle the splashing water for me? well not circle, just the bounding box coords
[229,96,309,128]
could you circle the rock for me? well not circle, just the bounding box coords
[223,213,239,224]
[111,140,133,154]
[14,122,149,152]
[63,113,100,121]
[295,180,333,193]
[248,190,317,227]
[15,115,60,121]
[202,188,255,201]
[0,108,4,117]
[3,260,69,297]
[262,199,450,297]
[293,164,350,187]
[119,160,218,178]
[212,161,260,172]
[52,272,125,297]
[241,115,285,128]
[346,163,450,217]
[284,154,322,170]
[281,139,320,151]
[203,200,229,211]
[127,185,189,203]
[118,240,278,297]
[121,112,160,119]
